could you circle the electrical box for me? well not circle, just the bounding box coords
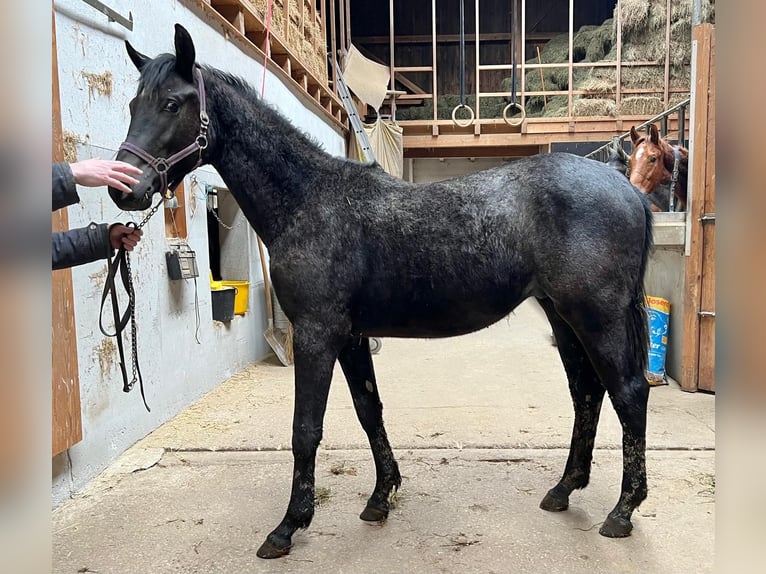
[166,243,199,280]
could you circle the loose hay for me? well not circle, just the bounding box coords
[81,70,113,100]
[63,130,84,163]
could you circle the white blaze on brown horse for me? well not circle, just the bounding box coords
[629,124,688,212]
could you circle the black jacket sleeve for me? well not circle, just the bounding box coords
[52,223,113,270]
[51,162,114,269]
[52,162,80,211]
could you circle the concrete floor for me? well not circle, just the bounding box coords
[52,301,715,573]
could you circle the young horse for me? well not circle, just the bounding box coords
[110,25,653,559]
[629,124,689,212]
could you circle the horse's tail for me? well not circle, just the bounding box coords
[627,197,654,374]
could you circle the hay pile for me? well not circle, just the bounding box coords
[514,0,714,118]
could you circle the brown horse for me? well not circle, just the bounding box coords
[629,124,688,212]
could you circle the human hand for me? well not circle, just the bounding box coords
[70,159,143,194]
[108,224,143,251]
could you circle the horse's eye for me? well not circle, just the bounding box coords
[164,100,180,113]
[649,156,657,163]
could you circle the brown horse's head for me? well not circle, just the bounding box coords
[629,124,688,211]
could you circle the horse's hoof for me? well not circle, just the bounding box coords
[599,515,633,538]
[539,487,569,512]
[256,538,291,559]
[360,504,388,522]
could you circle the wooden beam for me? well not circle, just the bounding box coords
[664,0,671,107]
[697,26,716,392]
[681,24,714,392]
[432,0,437,123]
[52,4,83,457]
[354,32,558,45]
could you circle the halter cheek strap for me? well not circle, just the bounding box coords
[118,66,209,197]
[668,146,681,212]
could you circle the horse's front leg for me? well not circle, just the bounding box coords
[256,323,343,559]
[338,337,401,522]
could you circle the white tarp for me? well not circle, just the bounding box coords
[342,44,390,112]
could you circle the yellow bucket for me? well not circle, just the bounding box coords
[209,271,223,290]
[221,280,250,315]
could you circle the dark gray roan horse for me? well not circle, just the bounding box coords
[110,24,654,559]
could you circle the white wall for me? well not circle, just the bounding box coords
[52,0,345,505]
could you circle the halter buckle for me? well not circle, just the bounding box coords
[196,134,209,150]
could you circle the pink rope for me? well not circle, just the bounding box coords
[261,0,273,97]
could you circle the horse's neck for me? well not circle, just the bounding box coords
[205,78,327,245]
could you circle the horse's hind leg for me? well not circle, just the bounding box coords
[338,337,401,522]
[546,300,650,538]
[537,298,606,512]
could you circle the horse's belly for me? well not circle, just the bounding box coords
[351,281,527,338]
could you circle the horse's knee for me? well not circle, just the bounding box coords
[292,425,323,458]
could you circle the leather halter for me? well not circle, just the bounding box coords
[118,65,209,197]
[101,66,209,411]
[668,146,681,212]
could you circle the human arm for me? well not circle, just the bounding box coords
[52,162,80,211]
[52,159,143,213]
[52,223,112,270]
[52,223,143,270]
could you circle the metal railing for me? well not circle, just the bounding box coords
[585,97,691,163]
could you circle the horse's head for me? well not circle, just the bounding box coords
[109,24,207,211]
[628,124,670,195]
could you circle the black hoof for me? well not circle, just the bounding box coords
[360,504,388,522]
[599,515,633,538]
[539,487,569,512]
[256,538,291,559]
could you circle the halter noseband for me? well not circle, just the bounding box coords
[118,65,209,198]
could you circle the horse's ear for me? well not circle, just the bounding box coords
[648,124,660,145]
[125,41,150,71]
[174,23,196,81]
[630,126,640,145]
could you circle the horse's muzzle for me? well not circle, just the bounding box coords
[108,186,154,211]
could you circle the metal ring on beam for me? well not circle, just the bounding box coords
[451,104,475,127]
[502,102,526,127]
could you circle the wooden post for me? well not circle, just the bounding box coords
[330,0,338,96]
[663,0,671,108]
[567,0,573,117]
[52,5,83,456]
[681,24,715,392]
[616,0,622,107]
[431,0,437,130]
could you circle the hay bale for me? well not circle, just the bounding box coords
[580,76,615,96]
[573,98,616,117]
[619,0,652,35]
[618,96,664,116]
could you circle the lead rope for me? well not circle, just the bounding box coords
[99,196,163,412]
